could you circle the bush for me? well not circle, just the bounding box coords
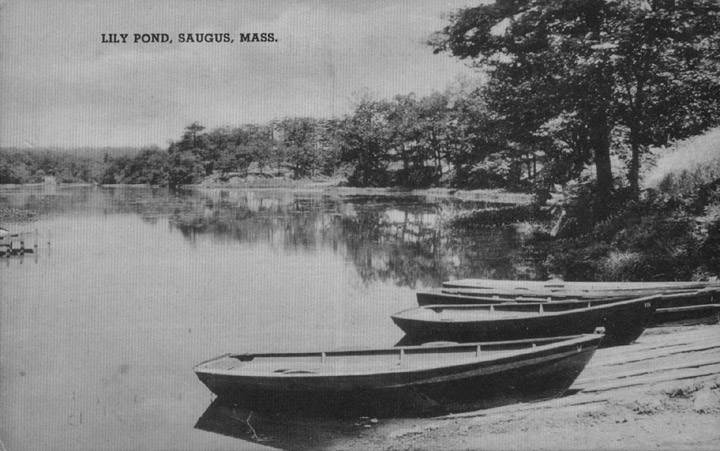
[531,190,720,281]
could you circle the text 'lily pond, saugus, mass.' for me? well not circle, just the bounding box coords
[100,33,276,44]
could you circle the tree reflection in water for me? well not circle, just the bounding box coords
[167,189,535,287]
[1,186,540,287]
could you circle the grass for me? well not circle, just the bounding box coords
[644,127,720,195]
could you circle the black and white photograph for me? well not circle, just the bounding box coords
[1,0,719,449]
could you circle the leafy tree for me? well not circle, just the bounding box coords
[337,95,393,186]
[444,87,502,187]
[607,1,720,196]
[385,94,424,174]
[431,0,720,212]
[276,117,321,178]
[315,119,343,176]
[101,147,168,185]
[167,124,209,187]
[167,150,204,187]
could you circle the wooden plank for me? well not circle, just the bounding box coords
[582,348,720,378]
[441,323,719,422]
[575,355,720,387]
[576,363,720,394]
[586,343,720,369]
[586,337,710,364]
[441,395,612,420]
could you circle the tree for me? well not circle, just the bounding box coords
[167,150,204,187]
[276,117,321,178]
[167,123,208,187]
[443,86,502,187]
[431,0,720,212]
[337,95,393,186]
[607,1,720,196]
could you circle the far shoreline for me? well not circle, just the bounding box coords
[0,179,534,205]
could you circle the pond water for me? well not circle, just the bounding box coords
[0,186,537,450]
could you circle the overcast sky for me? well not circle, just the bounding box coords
[0,0,477,148]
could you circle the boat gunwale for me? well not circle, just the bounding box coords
[442,279,720,293]
[193,334,603,379]
[395,295,659,323]
[421,287,717,304]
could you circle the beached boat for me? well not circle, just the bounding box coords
[417,291,632,305]
[194,333,603,416]
[442,278,720,295]
[439,287,642,300]
[417,288,719,326]
[394,296,655,347]
[649,289,720,325]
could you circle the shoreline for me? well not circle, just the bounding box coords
[0,181,534,205]
[192,185,533,204]
[191,177,534,204]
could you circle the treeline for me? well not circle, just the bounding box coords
[161,118,340,187]
[0,146,168,185]
[3,82,534,190]
[0,148,131,184]
[4,1,720,204]
[158,86,540,189]
[158,82,534,189]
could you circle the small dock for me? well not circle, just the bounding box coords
[0,229,38,256]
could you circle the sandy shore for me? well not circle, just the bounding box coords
[329,324,720,451]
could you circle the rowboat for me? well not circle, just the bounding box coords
[648,290,720,325]
[394,296,656,347]
[417,291,633,305]
[417,288,720,326]
[441,278,720,299]
[194,333,603,416]
[439,287,639,300]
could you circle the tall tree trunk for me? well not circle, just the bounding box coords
[628,77,645,201]
[628,138,640,201]
[532,154,537,179]
[585,3,614,218]
[591,109,613,218]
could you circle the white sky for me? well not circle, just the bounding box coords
[0,0,476,148]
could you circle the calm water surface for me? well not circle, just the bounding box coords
[0,186,531,450]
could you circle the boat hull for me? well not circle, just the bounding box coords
[417,289,719,326]
[395,299,654,347]
[195,336,602,417]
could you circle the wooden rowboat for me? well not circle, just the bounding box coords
[442,278,720,291]
[194,333,603,416]
[417,288,719,326]
[394,297,655,347]
[417,291,632,305]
